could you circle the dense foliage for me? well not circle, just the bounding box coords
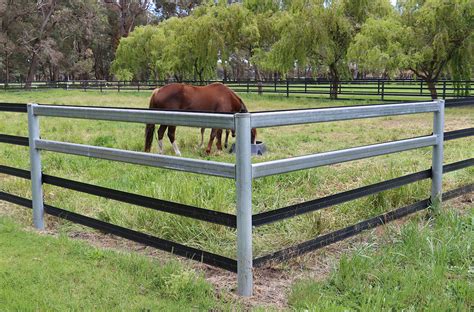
[111,0,473,99]
[1,0,473,98]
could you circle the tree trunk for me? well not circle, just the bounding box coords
[426,80,438,99]
[25,52,39,89]
[24,1,56,89]
[5,51,9,88]
[329,63,339,100]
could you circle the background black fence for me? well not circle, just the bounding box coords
[0,99,472,272]
[1,79,472,101]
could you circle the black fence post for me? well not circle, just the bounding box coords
[286,79,289,97]
[118,81,121,92]
[420,80,423,95]
[274,79,277,93]
[377,79,380,95]
[442,80,446,99]
[247,79,250,93]
[138,81,140,92]
[304,79,307,93]
[381,81,385,101]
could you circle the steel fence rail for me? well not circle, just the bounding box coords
[250,102,440,128]
[35,139,235,179]
[253,135,437,178]
[33,105,236,129]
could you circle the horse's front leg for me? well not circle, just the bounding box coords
[216,129,223,151]
[224,129,230,149]
[206,128,218,154]
[167,126,181,156]
[157,125,168,154]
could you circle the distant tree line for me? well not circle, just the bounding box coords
[0,0,204,88]
[112,0,473,99]
[1,0,473,99]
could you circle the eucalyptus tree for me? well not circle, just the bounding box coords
[153,0,203,20]
[349,0,473,98]
[103,0,154,50]
[0,0,34,84]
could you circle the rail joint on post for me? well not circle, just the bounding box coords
[27,103,45,230]
[430,99,445,214]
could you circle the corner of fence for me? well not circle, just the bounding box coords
[234,112,253,297]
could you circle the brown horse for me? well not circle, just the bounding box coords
[199,128,235,149]
[144,83,256,155]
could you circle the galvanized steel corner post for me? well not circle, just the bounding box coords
[27,103,45,230]
[430,99,445,213]
[235,112,253,297]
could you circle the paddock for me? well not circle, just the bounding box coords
[0,91,472,296]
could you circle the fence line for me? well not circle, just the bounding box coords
[0,99,473,297]
[1,79,472,101]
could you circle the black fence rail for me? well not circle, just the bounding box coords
[1,79,472,101]
[0,100,473,277]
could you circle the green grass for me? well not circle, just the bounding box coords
[289,207,474,311]
[0,90,472,259]
[0,216,227,310]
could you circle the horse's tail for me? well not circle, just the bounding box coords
[144,123,155,152]
[144,90,158,152]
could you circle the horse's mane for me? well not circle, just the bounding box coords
[234,93,248,113]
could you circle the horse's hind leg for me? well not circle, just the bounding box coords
[224,129,230,149]
[216,129,223,151]
[206,128,218,154]
[167,126,181,156]
[157,125,167,154]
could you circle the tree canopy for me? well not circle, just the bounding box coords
[1,0,473,98]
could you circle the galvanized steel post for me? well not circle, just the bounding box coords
[431,99,445,212]
[27,103,45,230]
[235,112,253,296]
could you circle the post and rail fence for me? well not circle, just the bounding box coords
[0,98,473,296]
[1,78,472,101]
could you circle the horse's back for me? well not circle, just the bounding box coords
[150,83,242,113]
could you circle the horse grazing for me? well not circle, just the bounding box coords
[199,128,235,149]
[144,83,256,155]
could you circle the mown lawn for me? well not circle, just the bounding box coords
[0,216,229,310]
[289,207,474,311]
[0,90,472,259]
